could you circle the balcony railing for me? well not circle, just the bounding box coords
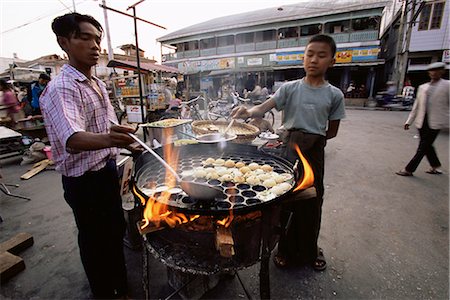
[163,29,380,61]
[349,30,378,42]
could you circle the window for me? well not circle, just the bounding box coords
[300,24,322,36]
[351,17,379,31]
[184,41,198,51]
[200,37,216,49]
[325,21,350,33]
[236,32,254,44]
[175,43,184,52]
[418,4,432,30]
[278,27,299,39]
[255,30,276,42]
[430,2,445,29]
[217,35,234,47]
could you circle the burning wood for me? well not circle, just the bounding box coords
[215,226,234,258]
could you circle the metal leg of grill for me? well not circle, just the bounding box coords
[235,271,253,300]
[142,238,150,300]
[260,209,271,300]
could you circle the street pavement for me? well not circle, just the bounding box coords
[0,109,448,299]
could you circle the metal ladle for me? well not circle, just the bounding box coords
[110,121,222,200]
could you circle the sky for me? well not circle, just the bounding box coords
[0,0,307,62]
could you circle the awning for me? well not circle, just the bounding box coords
[107,59,181,74]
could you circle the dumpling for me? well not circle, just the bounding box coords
[204,167,215,173]
[246,176,261,186]
[203,157,215,165]
[214,158,225,166]
[206,171,219,180]
[274,174,286,184]
[270,185,284,196]
[248,162,260,170]
[278,182,292,192]
[234,176,246,183]
[258,173,272,181]
[216,168,229,176]
[194,168,207,178]
[239,166,251,174]
[220,174,234,182]
[235,162,245,168]
[261,164,273,172]
[263,179,277,188]
[224,159,235,168]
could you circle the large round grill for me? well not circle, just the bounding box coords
[133,143,298,215]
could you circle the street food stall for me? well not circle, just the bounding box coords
[107,59,181,124]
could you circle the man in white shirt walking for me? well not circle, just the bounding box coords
[396,62,449,176]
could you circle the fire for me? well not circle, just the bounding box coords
[137,129,199,230]
[292,144,315,192]
[217,214,233,228]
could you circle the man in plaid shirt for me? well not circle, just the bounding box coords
[41,13,138,299]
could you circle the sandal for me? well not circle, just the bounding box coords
[273,254,288,268]
[425,168,443,174]
[396,170,413,176]
[312,248,327,271]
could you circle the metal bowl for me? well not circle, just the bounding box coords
[196,133,237,143]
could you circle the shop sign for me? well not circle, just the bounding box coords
[335,50,352,63]
[275,51,304,64]
[442,50,450,63]
[247,57,263,66]
[351,47,380,62]
[178,58,235,73]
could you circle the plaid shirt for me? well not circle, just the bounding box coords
[40,64,118,177]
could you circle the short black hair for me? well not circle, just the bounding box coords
[307,34,337,58]
[39,73,51,80]
[51,12,103,39]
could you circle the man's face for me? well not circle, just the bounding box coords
[303,42,335,77]
[59,22,102,68]
[428,69,445,81]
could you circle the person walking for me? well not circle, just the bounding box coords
[231,34,345,271]
[396,62,449,176]
[40,13,138,298]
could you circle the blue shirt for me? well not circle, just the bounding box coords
[31,83,45,109]
[272,78,346,136]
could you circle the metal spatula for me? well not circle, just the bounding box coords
[110,121,222,200]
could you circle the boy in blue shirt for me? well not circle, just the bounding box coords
[232,34,345,271]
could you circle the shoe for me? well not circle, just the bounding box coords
[425,168,443,174]
[312,248,327,271]
[273,253,289,268]
[396,170,413,176]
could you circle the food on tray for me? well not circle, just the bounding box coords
[194,169,207,178]
[203,157,216,165]
[248,162,260,170]
[239,166,251,174]
[224,159,235,168]
[235,161,245,168]
[142,118,191,128]
[214,158,225,166]
[174,139,198,146]
[261,164,273,172]
[262,179,277,188]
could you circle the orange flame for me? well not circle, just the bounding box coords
[217,214,234,228]
[292,144,315,192]
[137,128,199,230]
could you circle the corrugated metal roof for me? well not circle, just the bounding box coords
[157,0,388,43]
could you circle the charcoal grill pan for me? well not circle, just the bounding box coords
[133,143,302,216]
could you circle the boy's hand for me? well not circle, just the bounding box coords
[231,106,251,120]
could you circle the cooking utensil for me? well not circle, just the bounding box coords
[177,130,237,144]
[110,120,222,200]
[223,119,235,134]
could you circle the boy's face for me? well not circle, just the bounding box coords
[58,22,102,69]
[303,42,335,77]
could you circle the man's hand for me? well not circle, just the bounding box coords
[231,106,251,120]
[404,124,410,130]
[109,124,136,148]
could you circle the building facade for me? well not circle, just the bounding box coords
[158,0,387,99]
[380,0,449,89]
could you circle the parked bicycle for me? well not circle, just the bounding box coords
[158,95,207,121]
[206,92,275,126]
